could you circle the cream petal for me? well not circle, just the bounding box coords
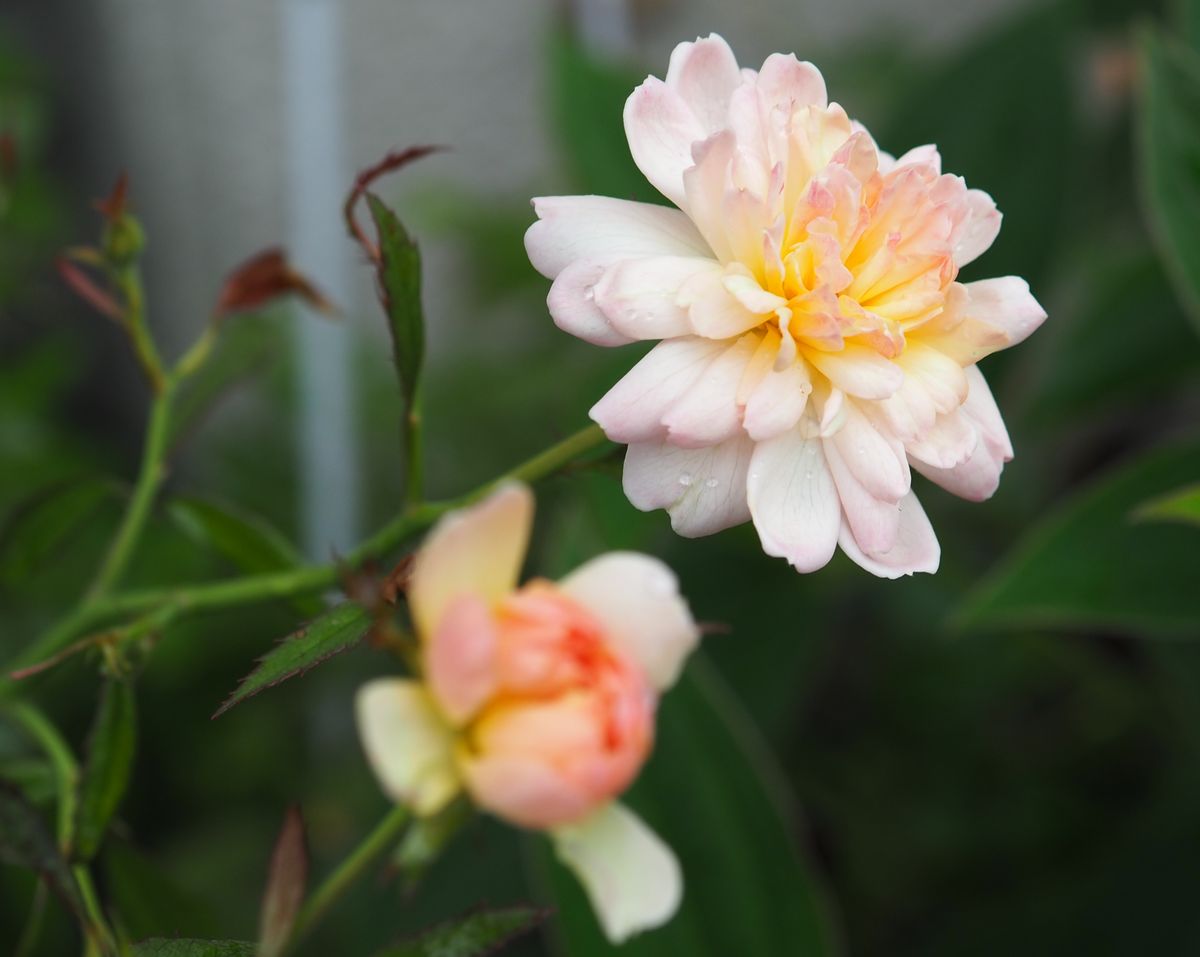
[560,552,700,690]
[425,594,498,726]
[742,359,813,441]
[595,256,719,339]
[623,435,754,537]
[747,430,841,572]
[681,266,769,339]
[590,338,725,444]
[922,278,1047,364]
[912,435,1005,502]
[624,76,707,208]
[824,439,901,554]
[829,401,911,502]
[526,196,708,278]
[954,188,1001,267]
[409,483,533,636]
[961,365,1013,460]
[665,33,743,133]
[806,344,905,400]
[547,258,636,347]
[662,334,758,447]
[837,490,940,578]
[682,131,737,261]
[890,143,941,174]
[551,802,682,945]
[756,53,828,112]
[905,409,980,470]
[355,679,460,815]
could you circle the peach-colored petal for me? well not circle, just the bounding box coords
[551,803,682,944]
[590,338,724,444]
[953,189,1001,266]
[661,334,758,447]
[526,196,708,279]
[921,278,1047,364]
[665,34,743,133]
[623,434,753,537]
[460,751,592,829]
[837,490,940,578]
[806,344,904,400]
[355,679,460,815]
[624,77,707,207]
[742,358,813,441]
[408,483,533,636]
[747,430,841,572]
[426,594,497,726]
[560,552,699,690]
[681,266,771,339]
[594,256,718,340]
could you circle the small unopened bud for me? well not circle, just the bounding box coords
[101,215,145,266]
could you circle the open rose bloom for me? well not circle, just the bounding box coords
[355,483,700,942]
[526,34,1047,577]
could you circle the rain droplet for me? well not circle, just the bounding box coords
[704,478,720,489]
[805,470,814,480]
[678,473,693,487]
[583,285,595,301]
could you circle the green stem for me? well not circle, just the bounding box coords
[403,398,423,507]
[86,386,174,601]
[3,700,79,851]
[13,878,47,957]
[5,424,609,684]
[117,265,165,395]
[75,865,118,957]
[286,803,411,951]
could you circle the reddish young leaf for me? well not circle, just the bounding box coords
[343,145,444,261]
[214,248,335,320]
[93,171,129,223]
[56,257,123,321]
[258,806,308,957]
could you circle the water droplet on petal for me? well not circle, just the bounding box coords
[678,473,693,487]
[704,478,719,489]
[583,284,595,301]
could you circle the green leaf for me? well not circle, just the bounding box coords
[132,941,256,957]
[373,905,547,957]
[258,806,307,957]
[213,603,371,718]
[532,660,835,956]
[1134,482,1200,528]
[166,496,319,616]
[0,780,84,920]
[0,476,121,584]
[105,840,219,941]
[73,676,137,861]
[366,192,424,410]
[1138,29,1200,334]
[958,441,1200,635]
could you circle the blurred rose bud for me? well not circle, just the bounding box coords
[356,483,698,942]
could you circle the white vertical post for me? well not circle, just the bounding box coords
[280,0,358,559]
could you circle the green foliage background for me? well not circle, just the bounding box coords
[3,1,1200,954]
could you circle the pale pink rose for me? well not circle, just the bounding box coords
[356,483,698,942]
[525,34,1047,577]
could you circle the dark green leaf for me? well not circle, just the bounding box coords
[258,805,307,957]
[0,476,121,584]
[167,496,318,617]
[105,840,219,941]
[548,30,658,202]
[366,192,424,410]
[373,905,547,957]
[0,757,56,804]
[132,940,256,957]
[0,780,84,919]
[213,603,370,718]
[1138,30,1200,333]
[957,441,1200,635]
[1027,251,1200,425]
[1134,482,1200,528]
[74,676,137,861]
[532,660,835,955]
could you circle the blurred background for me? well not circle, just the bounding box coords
[3,0,1200,954]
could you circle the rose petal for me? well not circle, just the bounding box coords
[460,752,591,829]
[742,357,813,441]
[837,490,940,578]
[954,188,1001,267]
[824,439,901,554]
[426,594,498,725]
[623,435,754,537]
[551,802,682,945]
[526,196,708,278]
[829,400,910,502]
[624,77,707,207]
[409,482,532,636]
[756,53,828,113]
[547,258,636,347]
[747,429,841,572]
[355,679,460,815]
[806,344,905,400]
[662,334,758,447]
[665,34,743,133]
[595,256,720,339]
[560,552,700,690]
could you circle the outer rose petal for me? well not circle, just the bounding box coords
[591,338,725,444]
[755,53,828,112]
[408,482,533,636]
[747,430,841,572]
[922,278,1047,364]
[837,490,940,578]
[624,76,708,207]
[595,256,719,340]
[460,752,592,829]
[824,439,901,554]
[426,594,497,726]
[665,34,743,133]
[559,552,700,690]
[623,435,754,537]
[548,258,636,347]
[525,196,709,278]
[551,802,682,944]
[954,188,1001,267]
[355,679,460,815]
[661,333,759,447]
